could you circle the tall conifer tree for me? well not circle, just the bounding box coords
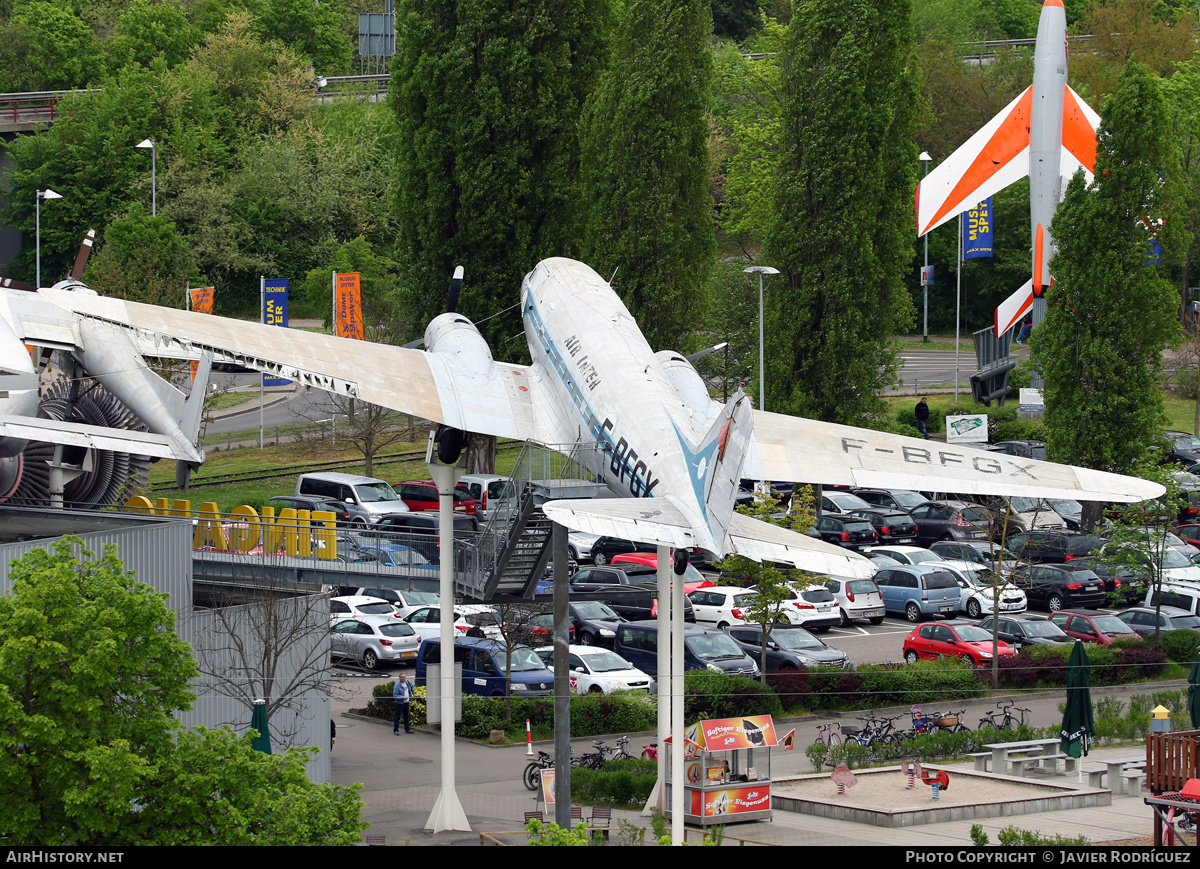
[764,0,918,424]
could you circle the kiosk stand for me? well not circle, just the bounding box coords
[663,715,776,825]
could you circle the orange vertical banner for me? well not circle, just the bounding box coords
[334,272,363,340]
[188,287,215,381]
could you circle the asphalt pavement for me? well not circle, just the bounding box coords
[330,667,1181,847]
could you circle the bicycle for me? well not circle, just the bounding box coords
[608,735,633,761]
[523,750,555,791]
[814,721,841,750]
[929,708,972,733]
[978,699,1031,731]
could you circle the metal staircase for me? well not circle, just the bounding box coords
[455,440,607,602]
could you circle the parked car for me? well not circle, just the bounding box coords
[813,514,878,550]
[1165,430,1200,466]
[1146,582,1200,618]
[295,472,409,525]
[929,539,1023,574]
[505,610,575,646]
[1049,609,1142,646]
[334,586,438,618]
[570,568,697,623]
[978,614,1073,650]
[777,584,842,631]
[567,531,602,563]
[589,537,706,568]
[906,501,991,547]
[268,494,353,526]
[402,604,502,641]
[687,586,760,628]
[1005,531,1105,564]
[1116,606,1200,636]
[1063,555,1146,604]
[532,645,654,693]
[938,560,1027,618]
[971,495,1065,538]
[872,563,961,622]
[819,490,874,515]
[847,508,919,546]
[902,621,1016,667]
[1045,498,1083,530]
[395,479,477,515]
[567,600,625,647]
[724,624,853,673]
[329,595,397,623]
[990,440,1046,460]
[821,576,885,626]
[613,620,757,678]
[458,474,515,518]
[353,543,440,574]
[331,615,420,670]
[365,512,480,563]
[415,636,553,696]
[1007,563,1106,611]
[849,488,928,513]
[863,545,946,566]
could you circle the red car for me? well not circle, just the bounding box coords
[1049,610,1142,646]
[395,480,477,515]
[610,552,713,594]
[902,621,1016,667]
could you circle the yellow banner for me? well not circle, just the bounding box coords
[335,272,363,340]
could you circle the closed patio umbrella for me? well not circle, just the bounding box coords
[1060,640,1095,760]
[251,698,272,755]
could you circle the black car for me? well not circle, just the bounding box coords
[990,440,1046,460]
[813,515,878,549]
[1008,563,1107,611]
[570,567,697,622]
[364,512,480,563]
[929,539,1021,570]
[848,508,918,545]
[1166,430,1200,466]
[977,614,1073,650]
[567,600,625,648]
[1116,606,1200,636]
[588,536,706,567]
[724,624,852,673]
[267,494,354,526]
[1063,555,1146,604]
[907,500,991,547]
[1005,531,1105,564]
[849,488,928,513]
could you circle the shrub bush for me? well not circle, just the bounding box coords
[683,672,783,720]
[570,759,657,807]
[856,659,984,707]
[896,403,946,435]
[993,642,1166,689]
[1159,629,1200,663]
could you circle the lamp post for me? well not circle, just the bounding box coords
[919,151,932,342]
[136,139,156,216]
[35,188,62,289]
[743,264,779,411]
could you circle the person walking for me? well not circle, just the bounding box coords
[915,397,931,440]
[393,672,414,734]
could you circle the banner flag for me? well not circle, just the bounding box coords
[335,272,364,340]
[963,198,993,259]
[263,279,290,386]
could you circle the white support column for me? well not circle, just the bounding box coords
[644,544,671,815]
[671,556,685,844]
[425,462,470,833]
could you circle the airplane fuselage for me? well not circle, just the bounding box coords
[521,259,726,552]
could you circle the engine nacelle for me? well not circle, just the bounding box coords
[424,313,494,378]
[655,350,720,425]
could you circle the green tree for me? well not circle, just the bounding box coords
[0,538,366,845]
[1035,62,1183,492]
[763,0,918,424]
[390,0,609,350]
[1070,0,1198,102]
[6,2,106,91]
[107,0,201,71]
[83,203,199,306]
[252,0,352,74]
[579,0,714,351]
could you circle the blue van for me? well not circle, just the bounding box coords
[415,636,555,697]
[613,620,759,679]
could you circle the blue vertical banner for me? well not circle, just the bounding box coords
[262,279,290,386]
[963,198,993,259]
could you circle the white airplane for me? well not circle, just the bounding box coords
[915,0,1098,337]
[0,234,206,473]
[40,257,1162,578]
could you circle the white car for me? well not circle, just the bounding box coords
[341,586,438,618]
[687,586,759,628]
[533,645,654,694]
[329,595,398,624]
[938,560,1027,618]
[778,584,841,632]
[402,603,501,641]
[821,576,885,626]
[863,545,947,566]
[331,614,421,670]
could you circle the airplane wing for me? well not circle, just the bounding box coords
[917,87,1032,237]
[540,496,875,577]
[38,288,564,444]
[745,410,1164,503]
[0,413,198,461]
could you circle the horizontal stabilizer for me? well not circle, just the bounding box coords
[540,497,699,549]
[0,413,202,462]
[725,512,875,578]
[996,279,1034,337]
[746,410,1165,503]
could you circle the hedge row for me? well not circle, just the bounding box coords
[570,759,657,807]
[768,658,985,713]
[993,640,1167,689]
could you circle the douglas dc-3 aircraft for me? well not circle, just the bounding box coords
[916,0,1098,337]
[42,257,1162,578]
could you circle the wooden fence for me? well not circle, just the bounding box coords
[1147,729,1200,795]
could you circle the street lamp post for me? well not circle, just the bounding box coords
[35,188,62,289]
[743,265,779,412]
[919,151,932,343]
[136,139,156,216]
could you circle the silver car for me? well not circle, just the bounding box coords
[331,614,421,670]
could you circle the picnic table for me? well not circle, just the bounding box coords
[975,738,1077,777]
[1085,756,1146,796]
